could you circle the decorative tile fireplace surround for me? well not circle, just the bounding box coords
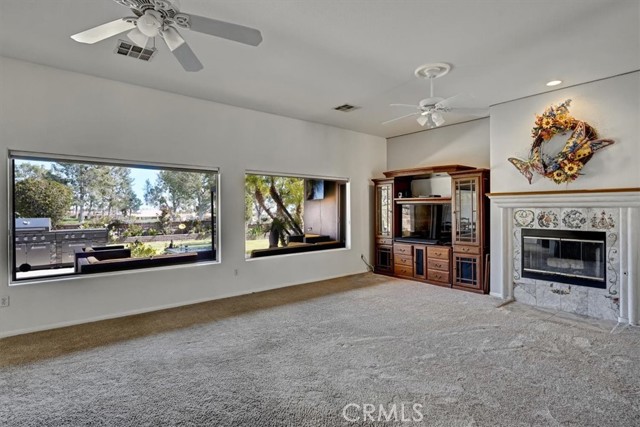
[489,190,639,325]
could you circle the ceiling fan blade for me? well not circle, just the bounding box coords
[127,28,149,47]
[434,93,463,109]
[71,19,135,44]
[446,107,488,117]
[171,41,204,72]
[382,112,419,125]
[186,14,263,46]
[162,26,185,51]
[390,103,418,109]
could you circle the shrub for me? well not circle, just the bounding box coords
[128,240,158,258]
[122,224,144,238]
[14,178,73,227]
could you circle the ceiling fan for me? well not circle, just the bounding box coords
[71,0,263,72]
[383,63,486,128]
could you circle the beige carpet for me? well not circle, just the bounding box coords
[1,273,639,426]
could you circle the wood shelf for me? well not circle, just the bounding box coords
[394,197,452,204]
[383,164,474,179]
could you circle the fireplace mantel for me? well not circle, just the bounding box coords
[488,189,640,325]
[488,188,640,208]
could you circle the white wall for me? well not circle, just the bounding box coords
[489,71,640,296]
[490,72,640,193]
[386,118,490,171]
[0,57,386,337]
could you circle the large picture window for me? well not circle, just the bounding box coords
[9,152,218,283]
[245,172,348,258]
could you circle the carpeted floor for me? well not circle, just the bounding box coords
[1,273,639,426]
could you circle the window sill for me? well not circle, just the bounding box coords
[9,260,221,287]
[245,246,350,262]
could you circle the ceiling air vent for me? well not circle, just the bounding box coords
[115,40,157,61]
[333,104,359,112]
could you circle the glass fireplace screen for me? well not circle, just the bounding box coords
[521,229,606,288]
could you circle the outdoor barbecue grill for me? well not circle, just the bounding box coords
[14,218,108,272]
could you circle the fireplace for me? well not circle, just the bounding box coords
[489,190,639,324]
[522,229,606,288]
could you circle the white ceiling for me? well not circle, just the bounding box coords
[1,0,638,138]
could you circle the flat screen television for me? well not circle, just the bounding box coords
[306,179,325,200]
[397,203,452,244]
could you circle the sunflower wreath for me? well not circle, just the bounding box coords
[508,99,614,184]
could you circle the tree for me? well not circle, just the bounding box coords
[14,163,63,183]
[14,178,73,226]
[245,175,304,246]
[145,171,214,220]
[53,162,94,222]
[52,163,141,221]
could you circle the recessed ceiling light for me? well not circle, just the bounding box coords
[546,80,563,87]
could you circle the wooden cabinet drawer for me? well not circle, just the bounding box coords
[394,254,413,266]
[427,258,449,272]
[427,270,450,283]
[427,246,450,260]
[454,245,480,255]
[394,264,413,277]
[394,243,413,255]
[376,237,393,246]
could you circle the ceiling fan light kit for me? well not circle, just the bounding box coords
[70,0,263,71]
[384,62,486,129]
[127,27,149,47]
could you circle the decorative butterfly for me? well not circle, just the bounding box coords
[507,157,534,184]
[552,121,614,166]
[509,114,614,184]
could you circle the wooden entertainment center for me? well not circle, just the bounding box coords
[372,165,489,293]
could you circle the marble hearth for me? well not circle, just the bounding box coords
[489,190,639,325]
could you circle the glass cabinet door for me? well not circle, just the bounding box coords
[376,183,392,237]
[413,245,426,279]
[453,177,479,244]
[453,254,481,289]
[375,246,393,273]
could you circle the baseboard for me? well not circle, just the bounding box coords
[489,291,505,299]
[0,270,370,339]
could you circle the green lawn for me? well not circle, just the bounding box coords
[129,239,212,254]
[116,237,269,256]
[245,238,269,255]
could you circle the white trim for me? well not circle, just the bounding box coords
[7,150,221,286]
[245,169,349,182]
[10,260,221,287]
[245,246,351,262]
[491,191,639,325]
[489,191,640,208]
[627,207,639,325]
[9,149,220,173]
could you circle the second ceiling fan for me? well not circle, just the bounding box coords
[384,63,486,128]
[71,0,263,72]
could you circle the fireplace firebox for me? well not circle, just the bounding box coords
[521,229,606,288]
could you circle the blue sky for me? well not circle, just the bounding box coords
[16,159,159,208]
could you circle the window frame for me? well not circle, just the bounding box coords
[7,150,221,286]
[244,170,350,260]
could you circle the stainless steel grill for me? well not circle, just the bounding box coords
[14,218,108,272]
